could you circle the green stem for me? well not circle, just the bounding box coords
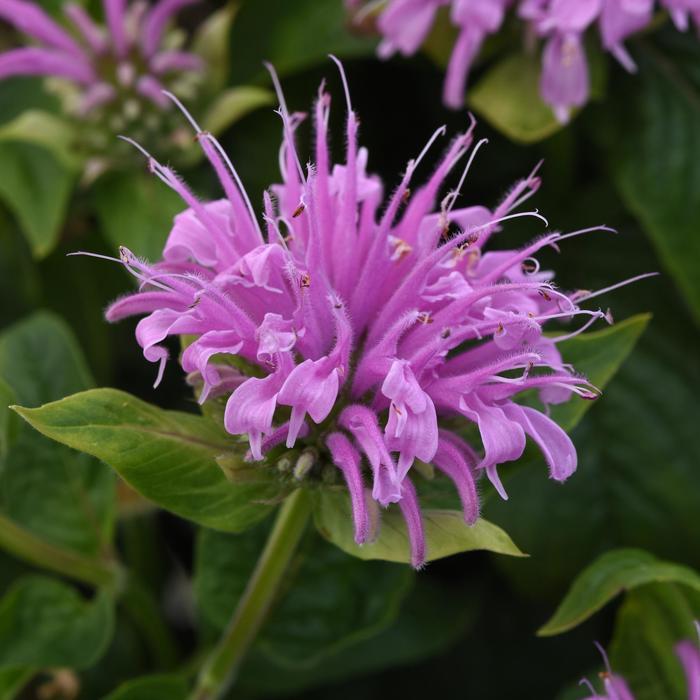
[0,512,122,589]
[190,489,312,700]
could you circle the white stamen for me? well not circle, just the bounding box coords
[329,54,353,114]
[444,137,489,216]
[553,311,608,343]
[446,210,550,250]
[594,641,613,676]
[161,89,202,131]
[117,134,153,160]
[67,250,122,264]
[204,134,264,241]
[264,62,307,185]
[556,225,617,243]
[522,257,540,275]
[577,272,658,302]
[578,678,598,695]
[412,125,447,172]
[161,90,264,241]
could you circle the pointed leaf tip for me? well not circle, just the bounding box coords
[538,548,700,637]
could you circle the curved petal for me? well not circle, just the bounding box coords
[278,358,340,445]
[434,430,479,524]
[339,404,402,506]
[0,0,86,56]
[225,372,286,460]
[0,47,94,83]
[327,431,370,544]
[398,478,426,569]
[503,403,577,482]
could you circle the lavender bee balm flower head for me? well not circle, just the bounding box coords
[0,0,204,167]
[103,61,634,568]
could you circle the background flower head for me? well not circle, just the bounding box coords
[347,0,700,122]
[0,0,205,170]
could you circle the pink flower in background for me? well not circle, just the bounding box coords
[348,0,692,122]
[582,632,700,699]
[677,633,700,700]
[99,61,635,568]
[0,0,202,116]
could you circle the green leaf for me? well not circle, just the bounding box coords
[0,111,80,171]
[0,667,32,700]
[0,313,115,556]
[237,576,475,694]
[0,576,114,670]
[13,388,281,533]
[0,141,74,258]
[202,86,274,137]
[539,549,700,636]
[610,583,700,700]
[195,523,412,667]
[550,313,651,431]
[469,53,563,144]
[229,0,376,84]
[92,170,183,261]
[101,674,188,700]
[610,34,700,322]
[313,490,525,565]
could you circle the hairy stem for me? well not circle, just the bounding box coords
[190,488,311,700]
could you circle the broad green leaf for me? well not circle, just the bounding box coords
[14,388,281,532]
[229,0,376,84]
[313,490,525,565]
[101,674,188,700]
[551,313,651,431]
[0,111,80,170]
[195,523,412,667]
[0,141,74,258]
[469,53,563,144]
[0,576,114,669]
[0,379,16,458]
[609,33,700,322]
[202,86,273,137]
[610,584,700,700]
[237,576,475,694]
[0,313,115,556]
[539,549,700,636]
[92,170,183,261]
[0,668,32,700]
